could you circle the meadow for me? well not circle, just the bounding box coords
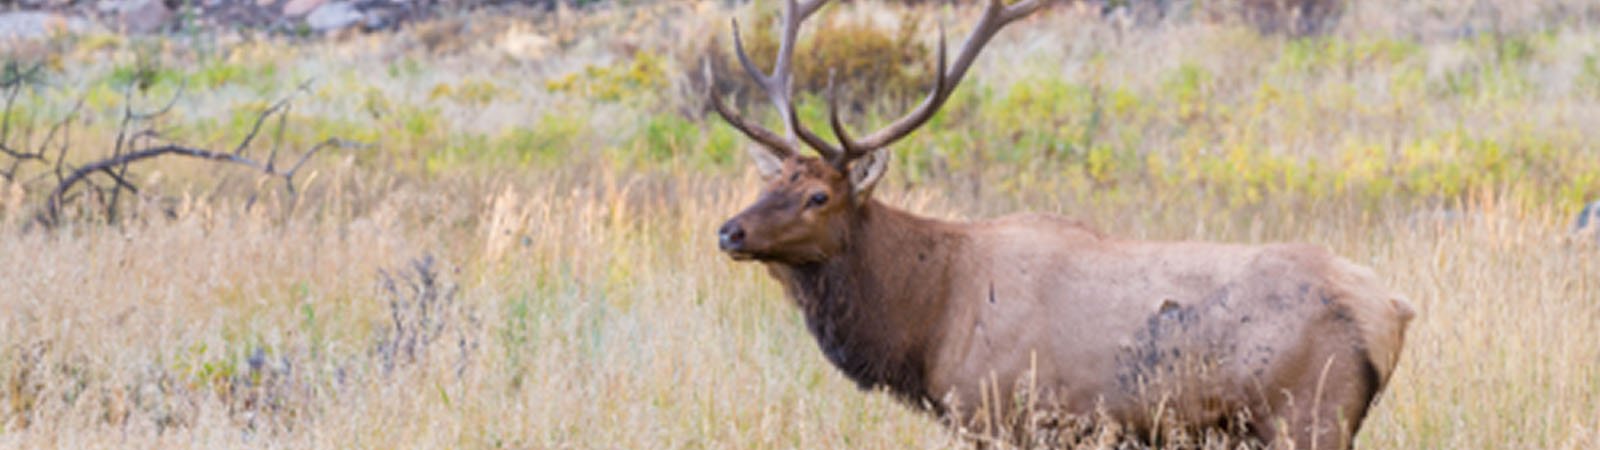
[1,0,1599,447]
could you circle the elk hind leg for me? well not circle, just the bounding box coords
[1256,349,1379,450]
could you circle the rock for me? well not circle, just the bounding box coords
[118,0,175,33]
[19,0,70,7]
[0,11,89,40]
[282,0,328,17]
[362,11,393,32]
[305,1,363,32]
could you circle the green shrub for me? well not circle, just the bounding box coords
[546,52,669,105]
[430,79,512,106]
[192,60,277,91]
[497,114,589,166]
[640,113,695,162]
[1162,63,1214,123]
[984,77,1092,162]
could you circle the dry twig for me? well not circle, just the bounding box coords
[24,79,366,226]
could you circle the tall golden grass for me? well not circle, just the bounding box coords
[2,0,1598,448]
[2,167,1597,448]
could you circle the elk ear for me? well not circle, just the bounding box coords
[847,149,890,201]
[748,145,785,179]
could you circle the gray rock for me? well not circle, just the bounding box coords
[0,12,89,40]
[361,8,396,32]
[305,1,363,32]
[98,0,145,13]
[19,0,76,8]
[117,0,176,34]
[282,0,330,17]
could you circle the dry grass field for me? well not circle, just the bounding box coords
[2,0,1599,448]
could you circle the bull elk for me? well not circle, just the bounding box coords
[707,0,1416,447]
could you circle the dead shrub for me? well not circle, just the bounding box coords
[702,6,934,115]
[372,255,479,376]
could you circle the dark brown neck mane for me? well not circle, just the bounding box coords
[764,200,962,408]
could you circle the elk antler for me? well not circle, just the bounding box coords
[708,0,1042,168]
[824,0,1042,166]
[707,0,840,161]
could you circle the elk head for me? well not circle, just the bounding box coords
[711,0,1041,264]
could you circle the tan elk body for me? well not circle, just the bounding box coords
[709,1,1417,447]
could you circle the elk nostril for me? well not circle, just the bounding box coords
[718,221,746,250]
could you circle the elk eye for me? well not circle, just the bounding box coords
[807,192,829,208]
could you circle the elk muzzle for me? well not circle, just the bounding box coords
[718,216,768,262]
[718,219,747,254]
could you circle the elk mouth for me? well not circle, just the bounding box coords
[724,250,757,261]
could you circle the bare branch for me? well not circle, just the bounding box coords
[107,85,141,222]
[33,79,355,227]
[0,63,43,88]
[287,138,365,177]
[130,80,187,121]
[46,146,249,225]
[98,167,139,194]
[0,65,77,183]
[0,63,39,161]
[1,83,22,156]
[37,97,86,160]
[232,79,314,157]
[267,103,290,173]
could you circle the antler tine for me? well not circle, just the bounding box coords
[824,70,861,165]
[830,0,1042,164]
[790,94,844,159]
[771,0,829,98]
[706,61,797,159]
[729,18,774,99]
[826,28,946,165]
[794,0,830,22]
[715,0,843,161]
